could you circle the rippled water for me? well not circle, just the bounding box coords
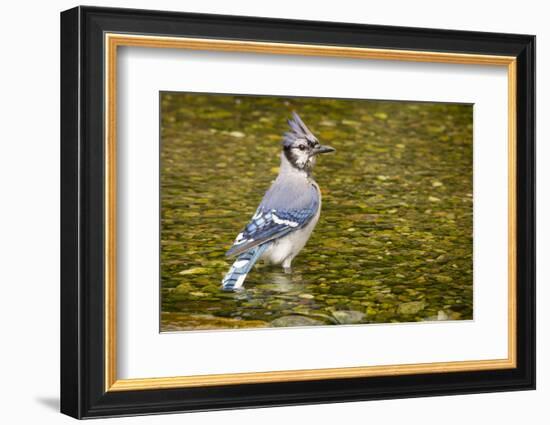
[160,92,473,331]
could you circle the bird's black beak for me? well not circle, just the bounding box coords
[312,145,336,155]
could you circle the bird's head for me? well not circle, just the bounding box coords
[282,112,335,172]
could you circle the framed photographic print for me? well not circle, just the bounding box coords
[60,6,535,419]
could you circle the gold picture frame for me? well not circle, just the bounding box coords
[104,34,517,392]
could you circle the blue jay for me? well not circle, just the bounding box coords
[222,112,335,291]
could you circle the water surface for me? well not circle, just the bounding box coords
[160,93,473,331]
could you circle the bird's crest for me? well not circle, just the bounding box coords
[282,112,318,148]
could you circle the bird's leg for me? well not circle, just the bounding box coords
[282,257,292,274]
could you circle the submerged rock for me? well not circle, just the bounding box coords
[332,310,365,324]
[397,301,426,315]
[435,274,453,283]
[174,282,193,293]
[178,267,209,275]
[161,313,268,331]
[270,315,325,327]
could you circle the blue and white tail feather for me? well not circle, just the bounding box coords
[221,244,268,291]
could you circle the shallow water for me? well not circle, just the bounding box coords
[160,93,473,331]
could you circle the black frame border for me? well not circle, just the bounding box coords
[60,6,535,419]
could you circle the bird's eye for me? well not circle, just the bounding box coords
[298,144,306,151]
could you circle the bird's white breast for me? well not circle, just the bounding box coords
[261,182,321,265]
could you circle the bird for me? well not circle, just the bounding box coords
[221,112,335,291]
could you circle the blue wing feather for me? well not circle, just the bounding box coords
[226,199,318,257]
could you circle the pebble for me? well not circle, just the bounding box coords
[179,267,209,275]
[270,315,325,327]
[397,301,426,315]
[332,310,365,324]
[435,275,453,283]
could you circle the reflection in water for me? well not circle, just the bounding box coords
[261,270,299,290]
[160,93,473,331]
